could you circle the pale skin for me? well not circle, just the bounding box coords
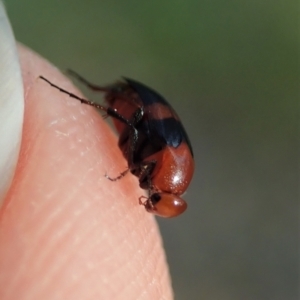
[0,45,173,300]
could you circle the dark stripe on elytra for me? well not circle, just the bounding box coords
[137,118,193,156]
[124,78,171,107]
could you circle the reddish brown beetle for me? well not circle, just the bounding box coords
[39,71,194,217]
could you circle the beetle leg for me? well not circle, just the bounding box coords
[137,160,156,192]
[145,162,160,197]
[105,106,144,179]
[138,195,156,210]
[138,195,148,205]
[105,168,130,181]
[125,107,144,166]
[104,107,145,181]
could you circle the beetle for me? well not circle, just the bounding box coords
[39,71,194,217]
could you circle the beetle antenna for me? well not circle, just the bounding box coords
[39,76,108,112]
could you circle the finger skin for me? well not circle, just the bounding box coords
[0,45,173,300]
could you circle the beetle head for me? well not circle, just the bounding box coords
[142,192,187,218]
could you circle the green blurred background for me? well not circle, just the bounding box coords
[5,0,298,299]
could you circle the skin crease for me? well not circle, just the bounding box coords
[0,45,173,300]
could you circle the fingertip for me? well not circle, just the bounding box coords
[0,45,173,299]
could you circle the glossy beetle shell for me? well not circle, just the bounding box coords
[104,78,194,217]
